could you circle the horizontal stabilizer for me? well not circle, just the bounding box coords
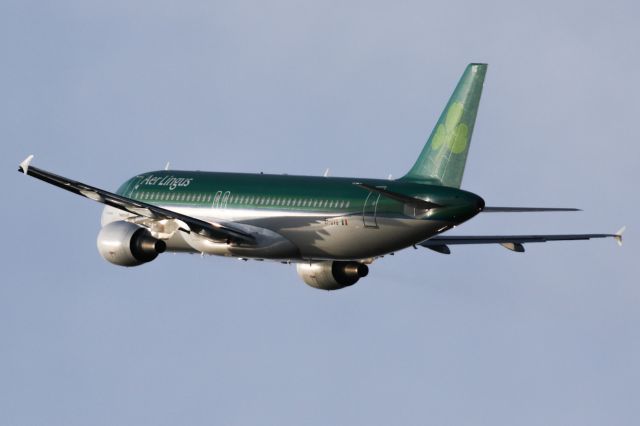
[482,206,580,212]
[353,182,442,210]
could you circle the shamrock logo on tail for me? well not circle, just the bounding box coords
[431,102,468,154]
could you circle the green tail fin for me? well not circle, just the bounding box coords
[401,63,487,188]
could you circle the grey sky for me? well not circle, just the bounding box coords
[1,0,638,425]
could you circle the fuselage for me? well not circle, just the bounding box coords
[101,171,484,261]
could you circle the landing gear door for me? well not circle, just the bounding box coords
[362,191,381,228]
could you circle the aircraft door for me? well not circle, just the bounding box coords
[221,191,231,208]
[212,191,222,208]
[362,191,381,228]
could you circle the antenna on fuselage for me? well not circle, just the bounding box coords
[164,162,170,171]
[323,168,330,177]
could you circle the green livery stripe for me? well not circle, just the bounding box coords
[116,170,481,222]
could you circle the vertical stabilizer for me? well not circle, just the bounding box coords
[401,63,487,188]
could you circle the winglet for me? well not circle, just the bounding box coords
[19,155,34,174]
[615,226,626,247]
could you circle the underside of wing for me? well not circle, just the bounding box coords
[420,229,624,254]
[18,155,255,245]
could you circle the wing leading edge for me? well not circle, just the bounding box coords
[18,155,255,245]
[420,228,624,254]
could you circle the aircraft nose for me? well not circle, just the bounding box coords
[475,194,485,211]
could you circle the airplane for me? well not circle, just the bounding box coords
[17,63,623,290]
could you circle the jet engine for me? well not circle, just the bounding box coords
[296,261,369,290]
[97,221,166,267]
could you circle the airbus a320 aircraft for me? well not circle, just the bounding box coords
[18,64,623,290]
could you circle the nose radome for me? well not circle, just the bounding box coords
[475,194,485,211]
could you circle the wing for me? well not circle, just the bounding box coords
[18,155,255,245]
[353,182,579,213]
[420,229,624,254]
